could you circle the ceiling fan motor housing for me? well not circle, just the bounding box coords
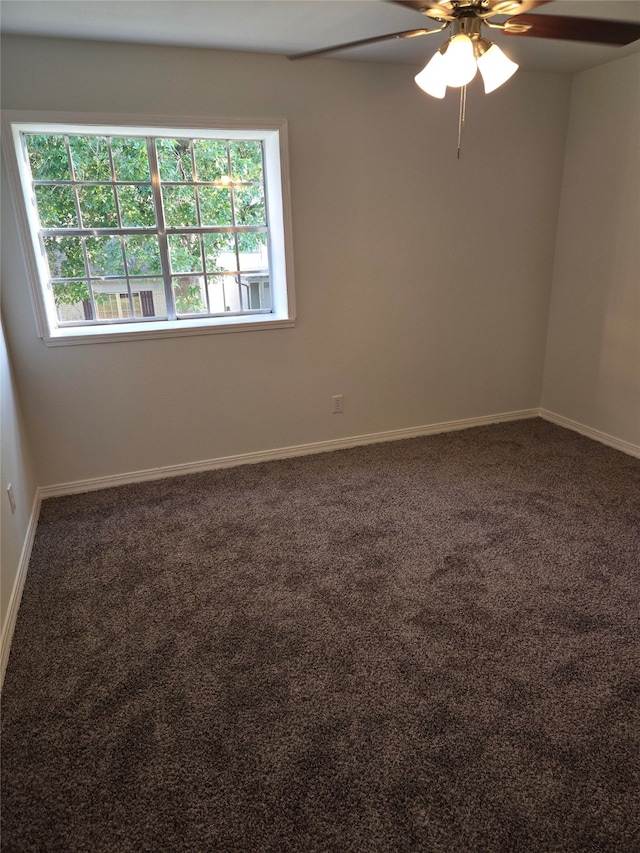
[452,16,484,40]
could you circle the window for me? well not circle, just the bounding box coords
[3,114,295,344]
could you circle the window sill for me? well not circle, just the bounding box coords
[42,314,296,346]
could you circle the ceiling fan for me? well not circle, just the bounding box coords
[288,1,640,99]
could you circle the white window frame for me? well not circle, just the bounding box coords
[1,111,296,346]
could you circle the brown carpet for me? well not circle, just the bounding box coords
[2,419,639,852]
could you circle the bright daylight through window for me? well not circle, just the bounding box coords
[4,117,295,343]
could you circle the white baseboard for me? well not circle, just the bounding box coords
[540,409,640,458]
[40,408,539,499]
[1,490,42,690]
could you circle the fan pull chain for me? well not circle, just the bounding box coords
[457,84,467,159]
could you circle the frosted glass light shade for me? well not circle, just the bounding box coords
[477,43,519,93]
[442,34,477,88]
[414,50,447,99]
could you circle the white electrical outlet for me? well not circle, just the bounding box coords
[7,484,16,514]
[331,395,344,414]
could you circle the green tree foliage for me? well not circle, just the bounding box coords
[162,185,198,227]
[44,236,84,279]
[112,137,150,181]
[85,237,124,277]
[52,280,90,307]
[78,185,118,228]
[118,185,155,228]
[234,185,266,226]
[230,141,263,182]
[194,139,227,181]
[168,234,202,274]
[203,233,235,268]
[34,185,77,228]
[173,277,207,315]
[199,187,233,226]
[69,136,110,180]
[125,236,162,276]
[25,134,71,180]
[157,138,192,181]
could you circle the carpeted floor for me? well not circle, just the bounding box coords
[2,418,639,852]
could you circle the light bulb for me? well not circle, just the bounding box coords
[414,50,447,99]
[442,34,477,88]
[477,43,519,93]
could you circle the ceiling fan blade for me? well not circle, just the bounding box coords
[485,0,551,16]
[504,14,640,45]
[288,27,442,60]
[388,1,456,20]
[388,0,550,17]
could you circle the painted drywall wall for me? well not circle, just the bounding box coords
[1,35,571,488]
[1,309,38,682]
[542,52,640,446]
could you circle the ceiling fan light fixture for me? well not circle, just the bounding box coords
[476,42,519,93]
[442,33,477,87]
[414,49,447,98]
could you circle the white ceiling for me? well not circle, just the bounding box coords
[1,0,639,73]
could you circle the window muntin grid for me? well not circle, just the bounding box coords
[21,130,272,327]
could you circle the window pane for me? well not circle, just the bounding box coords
[220,276,242,313]
[206,275,227,313]
[246,277,271,311]
[117,185,156,227]
[198,187,233,226]
[129,293,143,318]
[156,138,192,182]
[34,185,78,229]
[43,236,86,279]
[207,275,245,314]
[125,235,162,276]
[162,185,198,227]
[86,236,126,277]
[91,285,157,320]
[78,186,118,228]
[52,281,91,322]
[168,234,202,274]
[194,139,229,182]
[131,279,167,318]
[121,293,136,319]
[24,134,71,181]
[237,232,268,270]
[172,275,207,315]
[111,137,150,181]
[233,185,266,226]
[94,290,123,320]
[69,136,111,181]
[230,141,264,183]
[203,233,236,273]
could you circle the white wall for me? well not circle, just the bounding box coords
[0,310,38,684]
[542,52,640,447]
[1,154,40,685]
[1,35,571,488]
